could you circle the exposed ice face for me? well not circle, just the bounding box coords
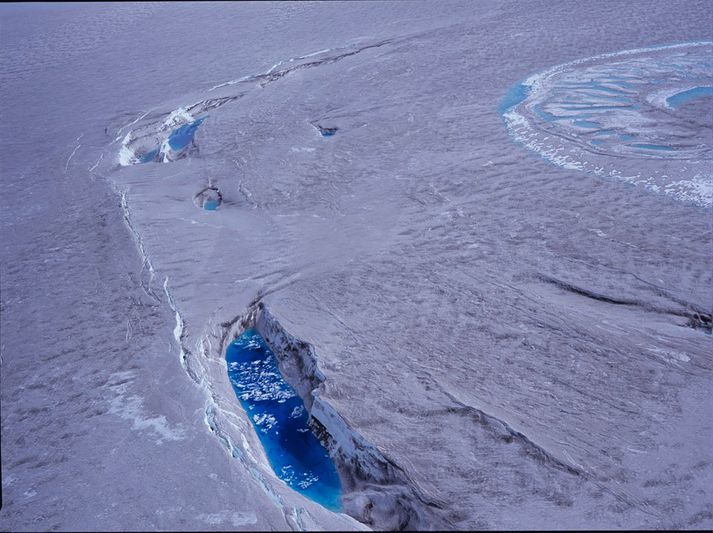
[113,40,399,169]
[502,42,713,206]
[119,113,208,165]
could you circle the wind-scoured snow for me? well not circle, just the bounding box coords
[1,1,711,531]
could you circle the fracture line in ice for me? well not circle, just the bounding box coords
[163,276,187,370]
[115,108,153,141]
[118,40,392,167]
[89,153,103,172]
[161,277,312,528]
[64,143,81,174]
[119,190,158,300]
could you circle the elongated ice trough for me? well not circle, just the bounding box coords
[226,328,342,511]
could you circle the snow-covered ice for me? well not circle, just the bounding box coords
[1,1,711,531]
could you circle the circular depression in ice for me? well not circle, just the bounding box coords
[502,42,713,206]
[194,186,223,211]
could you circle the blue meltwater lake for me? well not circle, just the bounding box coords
[666,86,713,108]
[226,329,342,511]
[168,116,207,151]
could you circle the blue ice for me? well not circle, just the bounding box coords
[226,329,341,511]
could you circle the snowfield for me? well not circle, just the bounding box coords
[1,1,711,530]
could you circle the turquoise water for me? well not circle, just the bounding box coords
[203,199,219,210]
[168,116,207,151]
[572,119,600,128]
[666,86,713,108]
[226,329,342,511]
[500,42,713,206]
[630,143,674,151]
[498,82,530,115]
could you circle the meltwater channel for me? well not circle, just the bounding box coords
[226,329,342,511]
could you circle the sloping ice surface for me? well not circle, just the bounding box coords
[1,1,712,531]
